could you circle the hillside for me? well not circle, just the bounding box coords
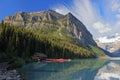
[0,10,108,65]
[3,10,96,46]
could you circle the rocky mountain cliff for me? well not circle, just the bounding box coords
[96,34,120,56]
[3,10,96,46]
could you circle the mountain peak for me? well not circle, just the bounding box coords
[96,34,120,56]
[65,12,75,19]
[66,12,73,16]
[64,12,83,25]
[4,10,64,24]
[3,10,97,46]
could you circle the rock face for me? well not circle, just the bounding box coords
[96,40,120,53]
[4,10,63,27]
[96,34,120,56]
[3,10,96,46]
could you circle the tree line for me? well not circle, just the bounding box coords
[0,23,96,63]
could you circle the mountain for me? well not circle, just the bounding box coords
[3,10,96,46]
[2,10,109,58]
[96,34,120,56]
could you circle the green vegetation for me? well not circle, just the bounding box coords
[31,26,74,43]
[9,57,25,69]
[0,22,106,68]
[0,23,96,67]
[89,45,106,56]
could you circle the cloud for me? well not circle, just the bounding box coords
[113,21,120,33]
[54,0,99,26]
[53,0,120,38]
[98,35,120,43]
[116,21,120,25]
[93,22,112,33]
[110,0,120,12]
[108,0,120,20]
[116,14,120,18]
[72,0,99,25]
[53,0,101,37]
[53,5,70,15]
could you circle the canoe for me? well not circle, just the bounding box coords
[41,58,71,62]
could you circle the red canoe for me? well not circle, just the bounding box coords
[41,58,71,62]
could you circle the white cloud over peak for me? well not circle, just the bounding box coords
[98,33,120,43]
[54,5,69,15]
[53,0,103,37]
[53,0,120,38]
[72,0,99,24]
[53,0,99,25]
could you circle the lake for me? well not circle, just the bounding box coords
[20,59,120,80]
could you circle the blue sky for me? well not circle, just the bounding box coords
[0,0,74,21]
[0,0,120,38]
[0,0,69,21]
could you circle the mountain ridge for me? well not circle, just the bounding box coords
[3,10,97,46]
[96,34,120,56]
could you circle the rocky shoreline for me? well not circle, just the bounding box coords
[0,70,22,80]
[0,62,21,80]
[0,69,21,80]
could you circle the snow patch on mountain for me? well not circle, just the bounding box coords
[96,33,120,56]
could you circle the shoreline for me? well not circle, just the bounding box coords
[0,69,21,80]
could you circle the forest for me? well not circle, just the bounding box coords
[0,22,103,68]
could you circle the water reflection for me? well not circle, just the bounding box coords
[95,60,120,80]
[20,59,120,80]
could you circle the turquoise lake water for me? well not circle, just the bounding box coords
[20,59,120,80]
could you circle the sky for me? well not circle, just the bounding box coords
[0,0,120,38]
